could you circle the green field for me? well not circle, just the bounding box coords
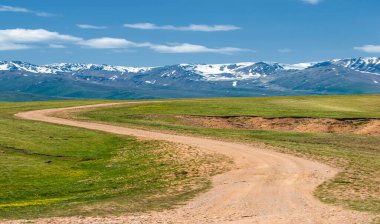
[69,95,380,214]
[0,100,231,220]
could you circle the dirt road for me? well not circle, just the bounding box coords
[13,103,372,223]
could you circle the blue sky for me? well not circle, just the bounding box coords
[0,0,379,66]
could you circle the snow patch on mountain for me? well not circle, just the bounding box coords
[282,62,315,70]
[186,62,255,75]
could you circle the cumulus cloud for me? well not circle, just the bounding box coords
[354,45,380,53]
[123,23,240,32]
[77,24,107,29]
[0,5,56,17]
[302,0,322,5]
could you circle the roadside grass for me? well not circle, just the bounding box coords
[69,95,380,214]
[80,94,380,118]
[0,100,231,220]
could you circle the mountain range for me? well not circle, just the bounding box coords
[0,57,379,101]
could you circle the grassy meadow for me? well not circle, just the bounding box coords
[69,95,380,214]
[0,100,231,220]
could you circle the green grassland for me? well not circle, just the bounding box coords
[70,95,380,214]
[0,100,231,220]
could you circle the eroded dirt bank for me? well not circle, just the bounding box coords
[178,115,380,135]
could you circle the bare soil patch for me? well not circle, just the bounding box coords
[178,115,380,135]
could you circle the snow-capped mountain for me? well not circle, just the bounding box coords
[0,57,379,101]
[1,57,379,80]
[331,57,380,74]
[0,61,153,74]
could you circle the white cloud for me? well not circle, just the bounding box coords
[124,23,240,32]
[0,5,56,17]
[0,29,81,43]
[354,45,380,53]
[0,5,29,12]
[149,43,247,54]
[78,38,246,54]
[78,37,139,49]
[78,37,246,54]
[77,24,107,29]
[124,23,156,30]
[49,44,66,49]
[35,12,56,17]
[0,29,81,50]
[302,0,322,5]
[278,48,292,53]
[183,24,240,32]
[0,28,246,54]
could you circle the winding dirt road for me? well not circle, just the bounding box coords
[13,103,372,224]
